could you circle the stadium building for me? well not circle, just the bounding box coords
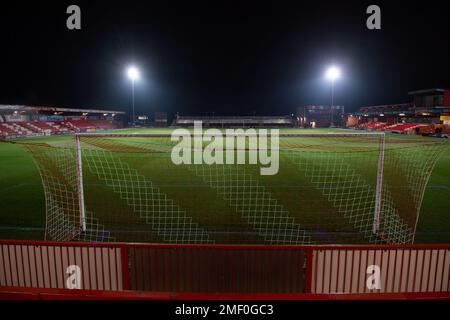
[0,104,125,139]
[296,105,345,128]
[347,88,450,135]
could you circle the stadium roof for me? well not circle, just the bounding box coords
[0,104,125,114]
[408,88,446,95]
[176,115,293,119]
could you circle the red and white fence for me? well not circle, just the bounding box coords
[0,241,449,299]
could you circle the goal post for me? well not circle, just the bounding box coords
[373,133,385,235]
[19,131,448,244]
[75,134,87,232]
[73,132,387,241]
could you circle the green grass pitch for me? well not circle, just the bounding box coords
[0,127,449,243]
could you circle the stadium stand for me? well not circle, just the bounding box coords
[0,121,70,138]
[66,119,120,132]
[443,125,450,134]
[0,122,34,137]
[22,121,54,134]
[0,105,125,139]
[0,120,123,138]
[34,121,66,134]
[416,124,435,134]
[387,123,424,133]
[355,122,388,130]
[172,115,295,127]
[347,88,450,137]
[353,121,428,133]
[296,105,345,128]
[0,123,20,138]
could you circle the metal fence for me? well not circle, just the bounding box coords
[1,241,449,298]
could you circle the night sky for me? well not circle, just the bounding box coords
[0,1,449,117]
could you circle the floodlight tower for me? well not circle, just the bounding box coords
[325,66,341,126]
[127,66,140,126]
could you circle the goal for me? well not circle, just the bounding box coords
[23,132,447,244]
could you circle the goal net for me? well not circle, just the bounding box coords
[21,132,448,244]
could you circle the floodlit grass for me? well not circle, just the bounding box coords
[0,128,449,243]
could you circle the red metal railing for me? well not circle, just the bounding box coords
[1,240,449,299]
[127,245,306,293]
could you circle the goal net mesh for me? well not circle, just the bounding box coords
[21,133,448,244]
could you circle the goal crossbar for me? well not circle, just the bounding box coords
[75,132,385,138]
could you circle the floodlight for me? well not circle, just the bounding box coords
[325,66,341,81]
[127,66,140,81]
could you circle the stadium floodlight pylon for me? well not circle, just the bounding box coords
[19,131,448,244]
